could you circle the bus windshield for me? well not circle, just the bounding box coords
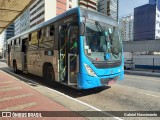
[84,19,122,61]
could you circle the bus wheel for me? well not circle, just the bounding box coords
[13,61,18,74]
[45,66,57,86]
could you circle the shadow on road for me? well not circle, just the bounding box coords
[1,67,111,98]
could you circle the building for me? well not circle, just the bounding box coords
[134,3,160,40]
[14,8,30,36]
[30,0,78,28]
[67,0,78,10]
[5,24,14,41]
[0,31,5,53]
[0,24,14,58]
[78,0,98,11]
[98,0,118,21]
[149,0,157,4]
[14,17,21,36]
[120,15,134,41]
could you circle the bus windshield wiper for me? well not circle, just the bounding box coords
[95,21,104,33]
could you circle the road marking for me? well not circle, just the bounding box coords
[1,102,37,111]
[0,87,22,92]
[0,94,33,102]
[125,75,160,83]
[139,92,160,98]
[2,70,123,120]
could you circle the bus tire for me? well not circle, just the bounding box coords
[13,61,18,74]
[45,65,57,86]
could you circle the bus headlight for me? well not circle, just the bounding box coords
[84,63,97,77]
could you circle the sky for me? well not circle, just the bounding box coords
[119,0,148,17]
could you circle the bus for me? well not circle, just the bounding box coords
[6,7,124,89]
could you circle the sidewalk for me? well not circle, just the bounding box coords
[0,70,85,119]
[125,68,160,77]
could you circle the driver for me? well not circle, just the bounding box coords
[91,35,100,52]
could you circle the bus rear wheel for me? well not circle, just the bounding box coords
[13,61,18,74]
[45,66,57,86]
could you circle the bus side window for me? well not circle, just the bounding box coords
[50,25,54,36]
[12,40,16,50]
[18,38,21,46]
[11,41,12,47]
[7,44,10,53]
[37,29,42,39]
[29,34,31,41]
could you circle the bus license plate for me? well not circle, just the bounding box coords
[108,80,115,85]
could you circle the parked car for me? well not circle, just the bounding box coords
[124,60,134,70]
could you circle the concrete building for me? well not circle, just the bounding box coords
[0,31,5,53]
[14,8,30,36]
[14,17,21,36]
[134,3,160,40]
[67,0,78,10]
[120,15,134,41]
[98,0,118,21]
[78,0,98,11]
[5,24,14,41]
[0,24,14,57]
[30,0,78,28]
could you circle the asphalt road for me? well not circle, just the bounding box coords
[0,61,160,119]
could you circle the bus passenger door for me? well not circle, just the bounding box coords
[67,22,79,85]
[58,21,78,86]
[59,25,67,82]
[22,39,27,70]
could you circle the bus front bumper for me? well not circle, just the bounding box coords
[78,72,124,89]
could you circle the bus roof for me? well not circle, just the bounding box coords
[7,7,118,42]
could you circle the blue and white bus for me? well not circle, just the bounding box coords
[6,7,124,89]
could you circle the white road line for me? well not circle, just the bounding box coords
[1,70,123,120]
[139,92,160,98]
[125,75,160,83]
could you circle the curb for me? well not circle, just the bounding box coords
[125,70,160,77]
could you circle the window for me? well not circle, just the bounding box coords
[14,40,16,45]
[29,32,38,50]
[50,25,54,36]
[38,26,54,49]
[29,34,31,41]
[19,38,21,44]
[37,29,42,39]
[69,5,72,8]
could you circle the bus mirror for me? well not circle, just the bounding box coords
[80,22,85,36]
[108,28,112,34]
